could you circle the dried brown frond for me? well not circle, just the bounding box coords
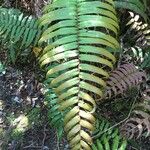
[121,89,150,139]
[104,63,146,99]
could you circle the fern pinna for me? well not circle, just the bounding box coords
[39,0,119,149]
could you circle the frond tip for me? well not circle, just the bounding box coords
[92,119,127,150]
[45,87,65,138]
[121,89,150,139]
[39,0,119,149]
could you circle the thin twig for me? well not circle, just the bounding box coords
[42,124,47,146]
[56,131,60,150]
[93,93,139,139]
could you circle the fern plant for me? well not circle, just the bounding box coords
[126,12,150,47]
[38,0,119,149]
[114,0,148,21]
[141,51,150,69]
[125,46,150,71]
[0,7,45,63]
[121,89,150,139]
[0,0,150,149]
[119,9,150,80]
[0,8,44,48]
[45,86,67,138]
[104,63,146,99]
[92,119,127,150]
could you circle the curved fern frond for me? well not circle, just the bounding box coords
[0,8,43,48]
[92,119,127,150]
[104,63,146,99]
[121,89,150,139]
[39,0,119,149]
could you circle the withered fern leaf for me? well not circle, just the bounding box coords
[121,89,150,139]
[104,63,146,99]
[38,0,119,149]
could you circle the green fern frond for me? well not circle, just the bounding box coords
[114,0,148,21]
[39,0,119,149]
[0,8,43,48]
[141,51,150,69]
[129,46,145,61]
[45,87,67,139]
[92,119,127,150]
[126,46,150,70]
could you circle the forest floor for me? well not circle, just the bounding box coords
[0,0,68,149]
[0,63,69,150]
[0,62,150,150]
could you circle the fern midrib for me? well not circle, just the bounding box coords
[76,0,82,140]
